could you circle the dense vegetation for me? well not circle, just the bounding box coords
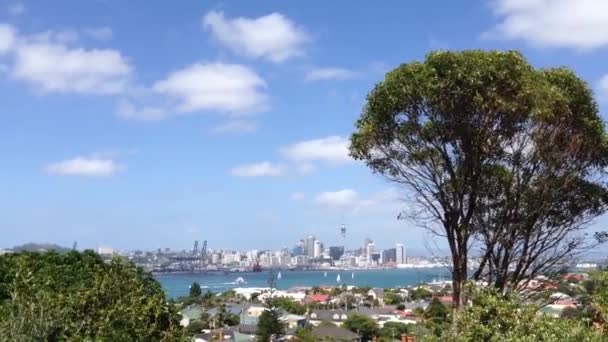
[0,251,185,341]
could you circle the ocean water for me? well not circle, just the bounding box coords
[155,268,451,298]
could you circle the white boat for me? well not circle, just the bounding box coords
[351,272,354,279]
[324,272,327,277]
[336,274,341,282]
[277,272,282,280]
[235,277,246,285]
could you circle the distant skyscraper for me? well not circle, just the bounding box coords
[363,238,372,257]
[382,248,397,264]
[313,240,322,258]
[305,235,316,258]
[396,243,405,264]
[329,246,344,261]
[366,242,375,260]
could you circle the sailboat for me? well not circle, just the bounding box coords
[336,274,341,283]
[351,272,355,279]
[277,271,282,280]
[324,272,327,277]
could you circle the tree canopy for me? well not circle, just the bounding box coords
[0,250,185,341]
[350,50,608,306]
[342,313,379,341]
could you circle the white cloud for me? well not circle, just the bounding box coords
[116,99,167,121]
[202,10,308,62]
[45,156,124,177]
[13,42,131,94]
[290,192,305,201]
[230,161,285,177]
[0,24,16,54]
[211,119,257,134]
[305,67,359,82]
[0,24,131,94]
[313,188,401,214]
[484,0,608,49]
[280,136,352,165]
[84,27,113,41]
[314,189,359,207]
[153,62,268,114]
[8,3,25,16]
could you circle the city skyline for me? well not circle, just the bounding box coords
[2,0,608,251]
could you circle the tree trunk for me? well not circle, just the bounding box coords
[452,244,468,310]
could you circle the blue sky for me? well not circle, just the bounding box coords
[1,0,608,253]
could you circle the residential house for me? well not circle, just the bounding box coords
[309,309,349,326]
[367,288,385,305]
[179,304,204,327]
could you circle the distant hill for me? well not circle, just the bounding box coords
[10,243,71,253]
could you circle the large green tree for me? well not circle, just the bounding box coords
[342,313,379,341]
[350,50,608,307]
[256,308,285,342]
[0,251,185,341]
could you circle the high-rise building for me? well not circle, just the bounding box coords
[313,240,323,258]
[366,242,375,260]
[396,243,405,264]
[363,238,373,257]
[329,246,345,261]
[305,235,316,258]
[382,248,397,264]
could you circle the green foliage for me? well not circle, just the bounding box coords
[384,291,403,305]
[396,303,406,311]
[270,296,307,315]
[342,313,379,341]
[0,251,185,341]
[294,326,316,342]
[423,298,450,336]
[412,307,425,316]
[256,308,285,342]
[410,287,433,300]
[380,322,409,339]
[428,289,605,342]
[189,282,202,297]
[185,320,206,335]
[214,303,240,327]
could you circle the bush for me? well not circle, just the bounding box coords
[0,251,185,341]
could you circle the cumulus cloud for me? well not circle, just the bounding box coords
[0,23,132,94]
[484,0,608,49]
[45,156,124,177]
[153,62,268,114]
[211,119,257,134]
[314,189,359,207]
[202,10,308,62]
[280,136,352,165]
[13,42,131,94]
[313,188,401,214]
[305,67,359,82]
[230,161,285,177]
